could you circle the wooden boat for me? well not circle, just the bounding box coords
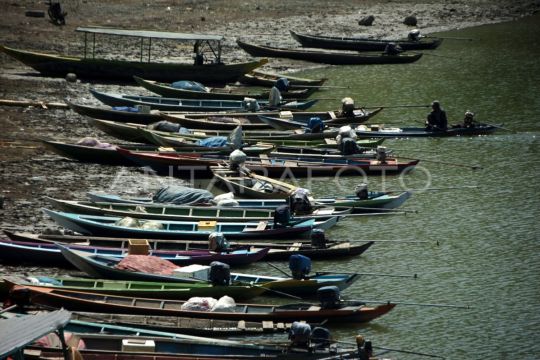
[3,276,266,301]
[10,284,396,323]
[86,189,411,213]
[290,30,443,51]
[68,312,293,336]
[69,101,163,125]
[133,76,317,100]
[117,148,420,178]
[355,123,500,138]
[40,139,227,166]
[56,246,363,297]
[257,108,382,130]
[0,27,267,83]
[160,108,381,131]
[5,231,375,262]
[25,331,361,359]
[211,168,299,199]
[43,209,338,240]
[0,239,269,267]
[239,69,328,87]
[271,145,380,159]
[237,40,423,65]
[45,197,351,222]
[90,89,318,112]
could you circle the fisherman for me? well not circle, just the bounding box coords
[339,97,356,118]
[426,100,448,131]
[356,335,373,360]
[463,110,475,128]
[384,42,403,55]
[408,29,422,41]
[268,78,289,108]
[193,40,204,65]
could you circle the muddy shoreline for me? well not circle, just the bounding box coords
[1,0,539,233]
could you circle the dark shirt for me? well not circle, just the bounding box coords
[427,109,448,130]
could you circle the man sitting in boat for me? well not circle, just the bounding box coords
[426,100,448,131]
[268,78,289,107]
[408,29,422,42]
[339,97,356,118]
[384,42,403,55]
[462,110,475,128]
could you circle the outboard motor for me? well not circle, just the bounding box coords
[306,117,325,133]
[208,232,229,252]
[310,327,331,349]
[376,146,387,163]
[288,188,312,215]
[273,204,291,228]
[243,97,260,112]
[275,77,290,92]
[408,29,421,41]
[317,286,341,309]
[340,137,358,155]
[355,183,369,200]
[289,321,311,347]
[209,261,230,286]
[289,254,311,280]
[311,229,327,249]
[229,149,247,171]
[341,97,355,117]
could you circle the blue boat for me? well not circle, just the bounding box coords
[90,89,318,112]
[43,209,338,240]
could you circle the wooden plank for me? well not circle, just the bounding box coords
[262,321,274,330]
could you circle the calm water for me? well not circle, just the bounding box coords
[247,15,540,359]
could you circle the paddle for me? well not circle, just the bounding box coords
[395,154,483,170]
[352,299,471,309]
[317,271,418,279]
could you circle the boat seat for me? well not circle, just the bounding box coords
[324,138,337,145]
[254,221,267,230]
[307,306,321,311]
[259,154,271,165]
[289,242,303,251]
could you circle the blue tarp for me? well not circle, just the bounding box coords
[112,106,139,112]
[171,80,207,92]
[152,185,213,205]
[196,136,229,148]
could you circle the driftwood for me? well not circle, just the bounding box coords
[0,99,68,109]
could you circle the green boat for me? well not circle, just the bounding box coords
[4,275,266,300]
[133,76,317,100]
[0,28,266,83]
[45,197,351,222]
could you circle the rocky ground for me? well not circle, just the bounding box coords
[0,0,539,234]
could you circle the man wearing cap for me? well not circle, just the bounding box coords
[426,100,448,131]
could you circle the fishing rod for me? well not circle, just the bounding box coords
[425,35,475,41]
[317,271,418,279]
[266,261,293,277]
[395,155,483,170]
[472,119,513,132]
[353,299,471,309]
[364,104,430,109]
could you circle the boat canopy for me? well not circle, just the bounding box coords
[76,27,223,63]
[0,309,72,360]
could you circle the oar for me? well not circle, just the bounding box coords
[0,304,18,314]
[318,271,418,279]
[251,284,303,300]
[395,155,483,170]
[355,299,471,309]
